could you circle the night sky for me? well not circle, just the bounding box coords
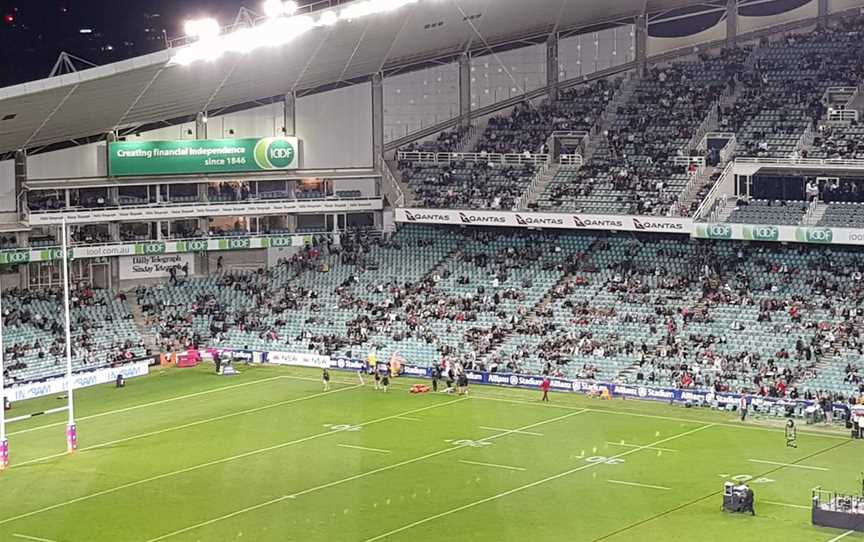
[0,0,257,86]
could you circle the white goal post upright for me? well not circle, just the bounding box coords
[61,218,78,453]
[0,278,7,470]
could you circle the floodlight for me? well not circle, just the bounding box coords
[319,10,338,26]
[185,18,220,40]
[263,0,285,18]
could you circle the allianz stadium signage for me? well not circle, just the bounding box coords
[395,208,693,234]
[108,137,300,177]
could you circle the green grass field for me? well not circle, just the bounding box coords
[0,364,861,542]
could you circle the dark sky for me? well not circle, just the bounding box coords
[0,0,252,86]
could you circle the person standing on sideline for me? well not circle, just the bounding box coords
[322,368,331,391]
[739,394,748,422]
[380,371,390,393]
[541,377,551,402]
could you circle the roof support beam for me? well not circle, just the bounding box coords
[458,53,472,129]
[195,112,208,140]
[372,72,384,173]
[284,92,296,137]
[726,0,738,47]
[817,0,828,28]
[546,33,559,104]
[635,13,648,78]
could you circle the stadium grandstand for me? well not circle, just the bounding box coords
[0,0,864,541]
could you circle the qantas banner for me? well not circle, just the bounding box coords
[394,208,693,234]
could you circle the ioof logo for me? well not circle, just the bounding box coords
[509,375,519,386]
[253,138,296,170]
[797,228,833,244]
[745,225,779,241]
[703,224,732,239]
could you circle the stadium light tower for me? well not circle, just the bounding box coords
[0,284,7,471]
[61,218,77,453]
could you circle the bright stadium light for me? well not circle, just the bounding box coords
[318,10,338,26]
[184,18,220,40]
[171,0,424,66]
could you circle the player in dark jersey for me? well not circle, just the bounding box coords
[373,368,381,390]
[322,368,331,391]
[380,372,390,393]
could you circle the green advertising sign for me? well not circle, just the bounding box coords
[135,242,167,255]
[108,137,299,177]
[795,228,833,244]
[697,224,732,240]
[742,225,780,242]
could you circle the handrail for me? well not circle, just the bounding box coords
[735,157,864,167]
[381,158,406,208]
[519,162,549,210]
[559,154,584,166]
[396,151,551,166]
[694,161,734,221]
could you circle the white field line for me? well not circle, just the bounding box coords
[0,398,468,528]
[827,530,856,542]
[458,460,526,472]
[338,444,391,454]
[13,535,62,542]
[763,500,810,510]
[393,416,420,421]
[748,459,830,471]
[478,426,543,436]
[462,390,851,441]
[605,441,677,452]
[8,375,289,437]
[361,423,715,542]
[607,479,670,491]
[13,385,362,468]
[141,409,588,542]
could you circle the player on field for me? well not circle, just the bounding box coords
[373,368,381,390]
[541,377,551,402]
[380,371,390,393]
[739,394,748,422]
[322,368,331,391]
[785,419,797,448]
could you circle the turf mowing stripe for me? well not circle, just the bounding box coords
[458,460,527,471]
[478,426,543,436]
[826,530,856,542]
[338,444,391,454]
[140,409,588,542]
[605,441,677,452]
[7,374,288,437]
[360,423,715,542]
[748,459,830,471]
[763,500,810,510]
[589,435,855,541]
[12,384,362,469]
[0,397,468,528]
[607,480,671,491]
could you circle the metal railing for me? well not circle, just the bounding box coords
[396,151,551,166]
[694,161,734,222]
[828,109,859,122]
[518,162,550,210]
[559,154,584,166]
[736,156,864,168]
[381,158,406,207]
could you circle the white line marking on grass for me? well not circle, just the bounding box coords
[8,375,288,437]
[13,534,62,542]
[459,460,526,472]
[763,500,810,510]
[479,426,543,436]
[827,530,856,542]
[748,459,829,471]
[141,409,588,542]
[607,480,670,491]
[14,385,362,468]
[605,441,677,452]
[361,423,715,542]
[394,416,420,421]
[338,444,391,454]
[0,398,467,528]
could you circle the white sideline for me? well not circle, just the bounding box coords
[607,479,670,491]
[0,398,468,527]
[8,374,288,437]
[478,426,543,436]
[141,409,588,542]
[748,459,829,471]
[13,534,61,542]
[763,500,810,510]
[459,460,526,472]
[605,441,677,453]
[826,530,856,542]
[338,444,391,454]
[13,384,361,468]
[361,423,715,542]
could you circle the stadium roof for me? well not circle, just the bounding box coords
[0,0,699,155]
